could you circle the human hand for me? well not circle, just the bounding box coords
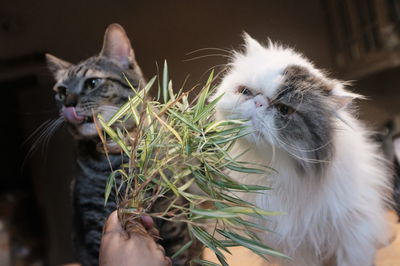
[99,211,172,266]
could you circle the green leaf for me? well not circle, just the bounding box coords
[168,80,175,101]
[193,93,222,123]
[204,118,244,133]
[189,225,230,258]
[216,253,229,266]
[158,169,180,196]
[229,217,274,232]
[168,109,201,133]
[217,230,291,260]
[192,209,238,219]
[194,70,214,118]
[163,60,169,103]
[219,206,281,217]
[104,171,116,206]
[209,179,271,191]
[220,193,255,206]
[177,178,196,192]
[211,131,250,145]
[191,259,222,266]
[171,240,192,259]
[107,76,156,126]
[98,116,130,157]
[192,207,280,219]
[224,163,265,174]
[149,108,183,143]
[128,97,141,125]
[206,126,246,138]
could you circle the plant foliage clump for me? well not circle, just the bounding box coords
[97,62,289,265]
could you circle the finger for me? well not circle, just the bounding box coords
[103,211,121,234]
[156,243,166,256]
[148,228,160,239]
[164,256,172,266]
[140,214,154,230]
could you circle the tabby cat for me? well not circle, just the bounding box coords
[46,24,199,266]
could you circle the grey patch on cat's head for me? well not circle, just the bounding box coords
[273,65,337,175]
[45,23,145,139]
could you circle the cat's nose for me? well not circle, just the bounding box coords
[65,94,79,107]
[254,95,267,108]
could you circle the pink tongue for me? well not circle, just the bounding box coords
[63,107,85,124]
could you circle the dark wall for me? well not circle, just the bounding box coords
[1,0,334,85]
[0,1,335,265]
[357,67,400,126]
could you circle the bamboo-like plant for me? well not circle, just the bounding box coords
[96,62,290,265]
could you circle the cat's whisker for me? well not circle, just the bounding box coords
[283,147,331,164]
[23,119,53,145]
[43,117,64,153]
[280,137,332,154]
[183,53,233,62]
[98,105,121,112]
[270,143,276,166]
[190,65,229,98]
[255,111,331,164]
[261,128,330,165]
[225,95,244,120]
[186,47,233,56]
[22,117,64,170]
[201,64,229,78]
[38,117,64,155]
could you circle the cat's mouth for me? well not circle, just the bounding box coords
[62,107,95,125]
[61,106,100,137]
[62,106,130,138]
[62,107,84,124]
[83,116,95,123]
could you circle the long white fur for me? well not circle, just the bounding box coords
[212,35,391,266]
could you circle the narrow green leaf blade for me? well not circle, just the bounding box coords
[217,230,291,260]
[163,60,169,103]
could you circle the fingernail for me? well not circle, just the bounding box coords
[140,214,154,229]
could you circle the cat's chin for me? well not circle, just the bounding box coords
[239,126,269,147]
[237,120,268,145]
[68,122,99,139]
[72,121,135,140]
[78,123,99,137]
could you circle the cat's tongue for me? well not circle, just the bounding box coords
[63,107,85,124]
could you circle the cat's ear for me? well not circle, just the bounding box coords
[330,83,365,109]
[100,23,136,69]
[242,32,264,54]
[45,54,72,79]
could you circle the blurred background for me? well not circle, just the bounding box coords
[1,0,400,265]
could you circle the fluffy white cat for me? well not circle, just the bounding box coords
[212,34,391,266]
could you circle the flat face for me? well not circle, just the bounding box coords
[214,37,341,173]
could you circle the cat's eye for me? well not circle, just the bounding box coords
[238,86,252,96]
[84,78,101,90]
[56,86,67,100]
[275,103,294,116]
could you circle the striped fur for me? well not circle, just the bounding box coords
[46,24,201,266]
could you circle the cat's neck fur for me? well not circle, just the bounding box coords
[229,110,390,265]
[75,138,123,170]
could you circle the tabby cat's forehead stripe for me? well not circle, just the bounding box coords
[82,68,89,77]
[62,56,134,84]
[75,65,83,75]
